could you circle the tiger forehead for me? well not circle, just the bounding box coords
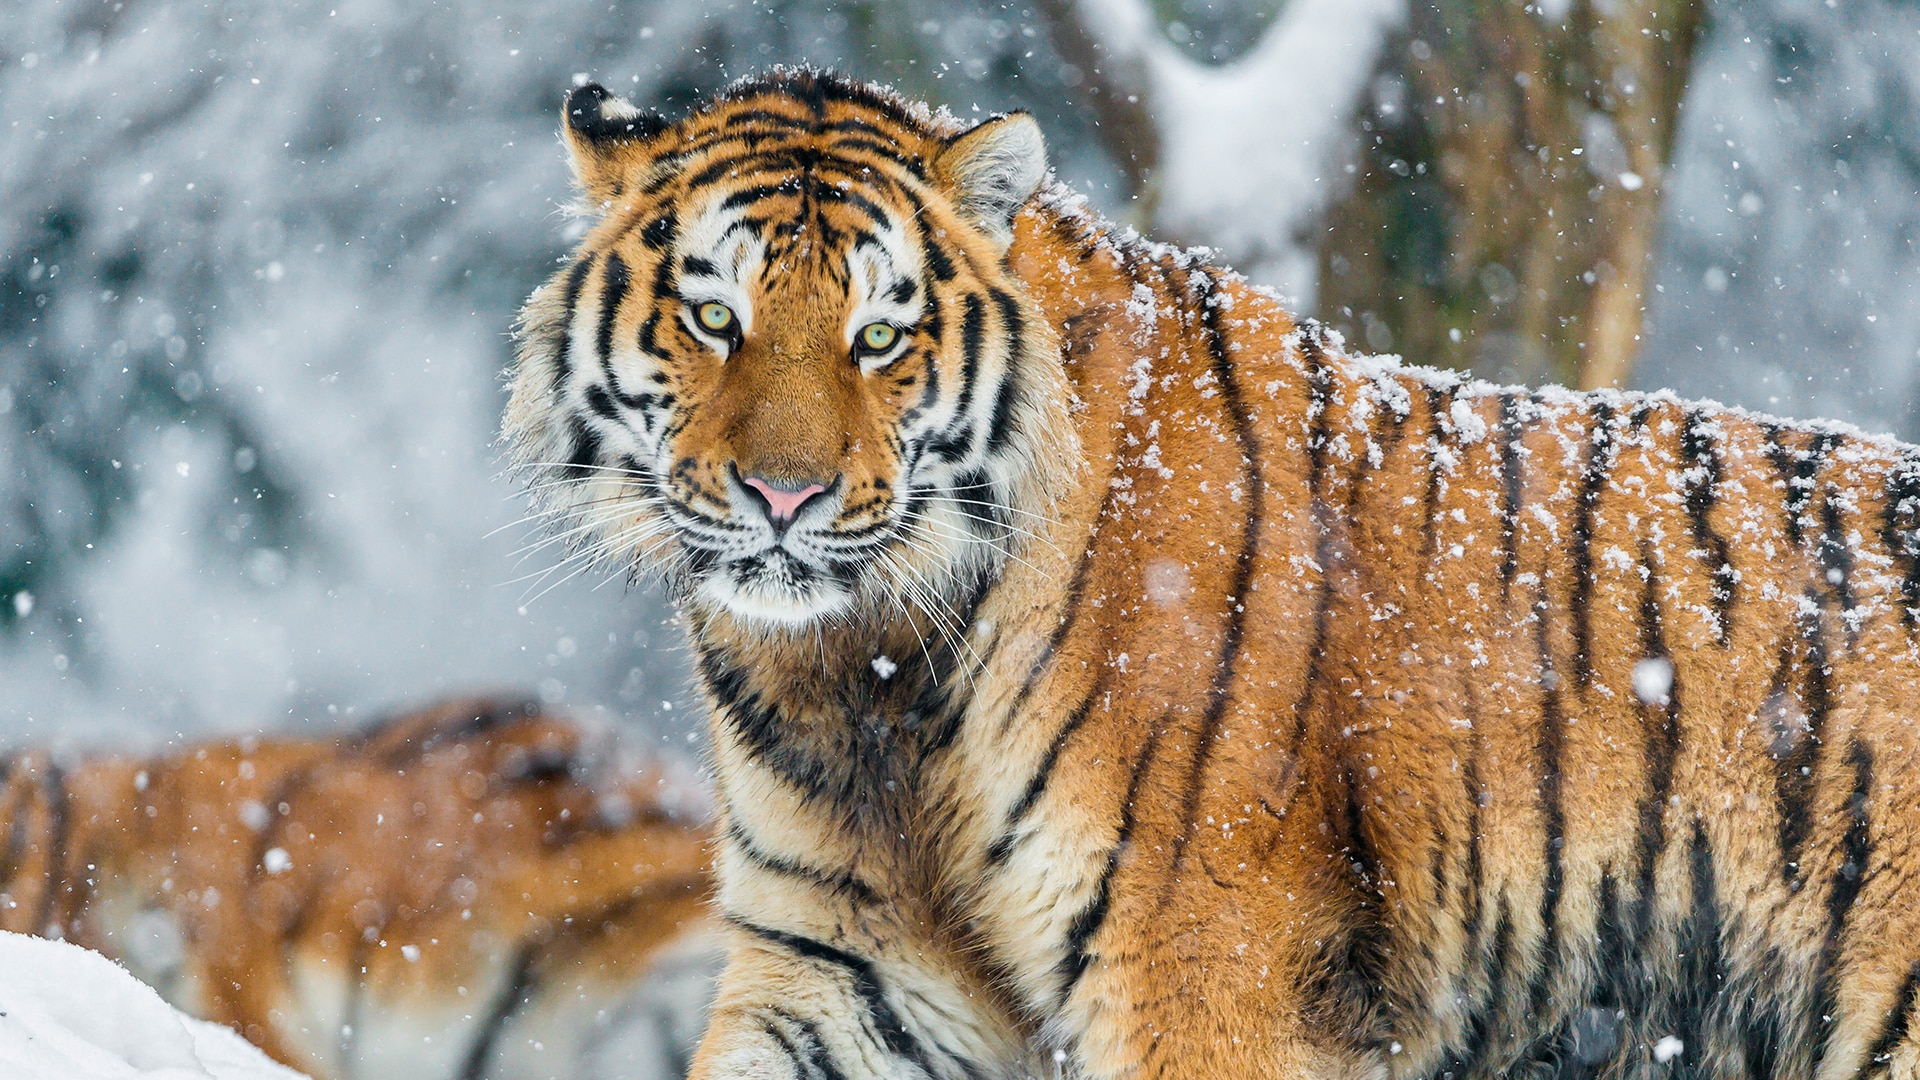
[683,92,941,164]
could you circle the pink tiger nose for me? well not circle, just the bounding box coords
[741,475,828,523]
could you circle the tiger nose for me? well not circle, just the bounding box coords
[739,473,829,524]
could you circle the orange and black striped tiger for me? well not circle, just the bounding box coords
[505,67,1920,1080]
[0,697,718,1080]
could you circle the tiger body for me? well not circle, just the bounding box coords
[508,69,1920,1080]
[0,698,718,1080]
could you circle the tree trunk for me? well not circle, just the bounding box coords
[1318,0,1704,388]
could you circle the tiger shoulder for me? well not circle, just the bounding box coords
[505,68,1920,1080]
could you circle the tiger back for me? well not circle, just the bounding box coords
[507,70,1920,1080]
[0,697,718,1080]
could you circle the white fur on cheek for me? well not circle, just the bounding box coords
[843,225,923,371]
[676,195,767,353]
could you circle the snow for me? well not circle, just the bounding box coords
[1652,1035,1685,1064]
[1631,657,1675,706]
[0,932,306,1080]
[1074,0,1407,300]
[1638,0,1920,438]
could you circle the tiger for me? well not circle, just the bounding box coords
[0,696,719,1080]
[503,67,1920,1080]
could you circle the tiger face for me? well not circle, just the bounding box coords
[505,74,1070,629]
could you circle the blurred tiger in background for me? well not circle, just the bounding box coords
[0,696,719,1080]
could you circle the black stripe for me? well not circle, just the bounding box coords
[595,252,630,368]
[563,415,605,482]
[459,942,539,1080]
[720,183,801,213]
[1445,895,1515,1072]
[719,107,808,130]
[639,213,677,251]
[32,762,67,935]
[680,151,784,192]
[816,182,893,228]
[921,232,956,282]
[1882,450,1920,630]
[1777,597,1832,885]
[1632,540,1681,938]
[1593,871,1630,1010]
[1811,738,1876,1074]
[1497,391,1526,596]
[1420,386,1447,563]
[551,255,596,386]
[997,487,1109,738]
[760,1017,812,1078]
[1767,427,1839,548]
[789,1012,851,1080]
[1164,273,1266,889]
[1674,820,1725,1061]
[922,294,986,462]
[912,570,994,757]
[1281,346,1343,776]
[0,758,29,892]
[763,1008,850,1080]
[1570,401,1618,690]
[1680,409,1736,646]
[1057,725,1162,1004]
[1819,493,1856,641]
[583,382,622,422]
[986,675,1105,867]
[726,818,881,908]
[1863,961,1920,1071]
[982,287,1024,455]
[1526,574,1567,1025]
[699,648,837,800]
[1457,725,1487,985]
[731,921,944,1078]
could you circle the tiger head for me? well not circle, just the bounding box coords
[505,71,1075,631]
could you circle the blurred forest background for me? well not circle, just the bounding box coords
[3,0,1918,753]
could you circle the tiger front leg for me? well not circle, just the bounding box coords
[690,919,1037,1080]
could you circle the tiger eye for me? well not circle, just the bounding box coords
[860,323,898,352]
[697,302,735,332]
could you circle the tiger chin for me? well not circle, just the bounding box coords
[507,69,1920,1080]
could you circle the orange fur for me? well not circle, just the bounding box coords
[0,698,717,1080]
[509,70,1920,1080]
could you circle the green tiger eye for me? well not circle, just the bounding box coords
[860,323,898,352]
[697,302,734,332]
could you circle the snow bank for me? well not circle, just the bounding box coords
[0,932,306,1080]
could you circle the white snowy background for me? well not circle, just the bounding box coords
[1,0,1916,758]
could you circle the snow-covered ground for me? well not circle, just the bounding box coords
[0,933,307,1080]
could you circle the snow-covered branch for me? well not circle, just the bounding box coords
[1041,0,1407,299]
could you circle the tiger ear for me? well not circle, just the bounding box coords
[561,82,668,198]
[936,113,1048,253]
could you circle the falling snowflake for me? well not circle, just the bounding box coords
[1632,657,1673,705]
